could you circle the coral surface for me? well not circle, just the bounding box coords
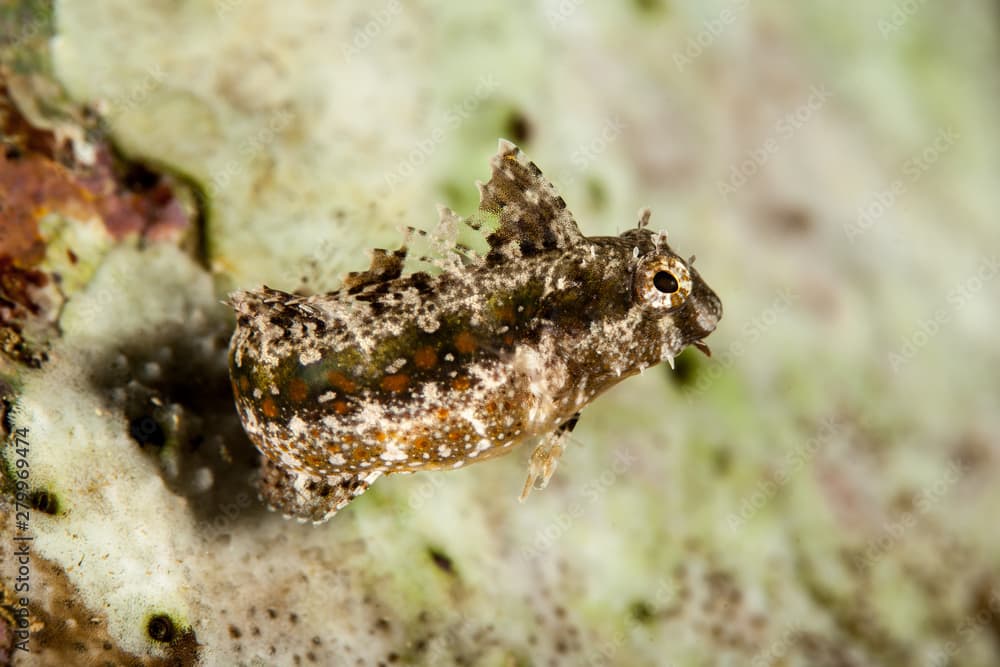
[1,1,998,665]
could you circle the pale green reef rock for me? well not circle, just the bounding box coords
[1,0,999,665]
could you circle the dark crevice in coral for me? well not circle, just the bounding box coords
[120,160,163,191]
[427,546,456,577]
[103,137,212,270]
[85,317,265,532]
[0,69,207,370]
[180,175,211,270]
[146,614,176,643]
[628,600,656,625]
[129,414,167,449]
[0,393,13,438]
[28,487,57,514]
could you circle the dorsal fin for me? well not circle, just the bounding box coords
[476,139,584,261]
[342,246,407,293]
[341,141,581,291]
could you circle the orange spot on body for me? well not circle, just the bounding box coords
[333,400,351,415]
[303,451,325,468]
[327,371,357,393]
[451,376,471,391]
[381,373,410,392]
[288,378,308,402]
[261,397,279,418]
[447,430,461,442]
[238,376,250,393]
[414,346,437,369]
[503,332,515,346]
[454,331,477,354]
[436,408,450,421]
[375,431,388,442]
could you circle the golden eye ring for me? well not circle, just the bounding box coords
[634,255,692,309]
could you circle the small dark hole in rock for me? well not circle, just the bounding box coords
[1,398,13,435]
[121,161,162,191]
[147,615,176,643]
[629,600,656,624]
[30,489,59,515]
[427,546,455,575]
[129,415,166,448]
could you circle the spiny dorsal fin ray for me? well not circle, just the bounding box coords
[343,246,407,293]
[402,206,484,275]
[344,141,580,288]
[478,139,584,261]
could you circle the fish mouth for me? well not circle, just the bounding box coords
[659,272,721,365]
[685,286,721,358]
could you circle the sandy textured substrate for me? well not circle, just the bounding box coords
[1,0,999,665]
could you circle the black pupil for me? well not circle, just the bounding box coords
[653,271,679,294]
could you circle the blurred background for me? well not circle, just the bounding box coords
[1,0,998,665]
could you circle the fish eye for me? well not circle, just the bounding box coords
[634,255,692,309]
[653,271,678,294]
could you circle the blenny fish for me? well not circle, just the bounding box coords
[228,140,722,522]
